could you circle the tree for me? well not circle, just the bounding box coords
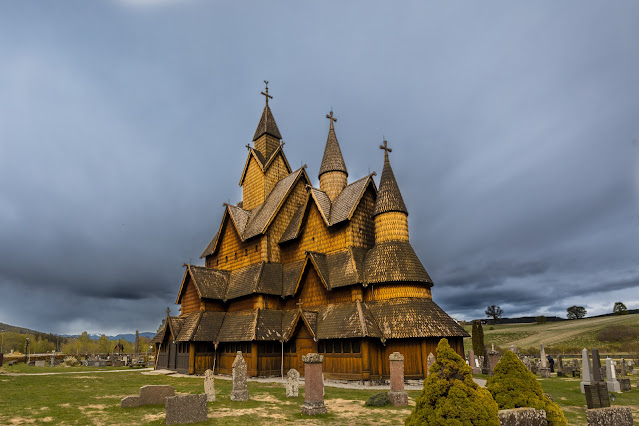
[472,320,485,356]
[535,315,547,324]
[406,338,499,425]
[485,305,504,324]
[566,306,586,319]
[78,331,92,353]
[487,351,567,425]
[613,302,628,315]
[97,335,111,354]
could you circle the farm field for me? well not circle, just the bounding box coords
[463,313,639,354]
[1,365,638,425]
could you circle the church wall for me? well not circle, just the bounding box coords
[201,299,225,311]
[263,153,290,201]
[254,134,280,161]
[226,296,256,312]
[180,278,201,315]
[283,267,352,309]
[267,180,308,263]
[204,216,265,270]
[347,185,376,249]
[242,156,266,210]
[279,204,350,264]
[374,211,409,243]
[319,171,347,201]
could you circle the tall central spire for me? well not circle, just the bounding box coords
[253,81,282,143]
[319,110,348,200]
[374,140,407,217]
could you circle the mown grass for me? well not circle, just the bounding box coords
[1,363,134,374]
[1,366,638,424]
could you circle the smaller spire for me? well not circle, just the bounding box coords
[373,140,408,216]
[253,81,282,141]
[318,110,348,178]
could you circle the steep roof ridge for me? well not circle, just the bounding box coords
[238,144,292,187]
[373,148,408,216]
[253,103,282,141]
[318,125,348,178]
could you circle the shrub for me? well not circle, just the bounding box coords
[365,392,390,407]
[535,315,547,324]
[63,356,79,367]
[487,351,567,426]
[405,338,499,426]
[472,320,485,357]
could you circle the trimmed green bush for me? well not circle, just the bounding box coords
[472,320,485,357]
[365,392,390,407]
[405,338,499,426]
[487,351,567,426]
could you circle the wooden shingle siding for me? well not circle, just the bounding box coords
[180,279,201,315]
[364,283,431,301]
[242,156,266,210]
[267,179,307,263]
[319,170,347,201]
[374,212,409,243]
[205,215,264,270]
[347,186,376,248]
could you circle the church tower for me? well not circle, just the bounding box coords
[373,140,409,243]
[318,111,348,200]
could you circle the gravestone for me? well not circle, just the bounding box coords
[591,348,603,382]
[618,378,631,392]
[584,383,610,409]
[204,369,215,402]
[523,357,532,372]
[487,346,500,376]
[387,352,408,406]
[301,353,327,415]
[165,394,208,425]
[426,352,436,375]
[230,352,249,401]
[581,348,592,393]
[605,358,620,392]
[481,346,490,375]
[508,345,521,358]
[121,385,175,408]
[539,344,550,378]
[620,358,626,376]
[286,369,299,398]
[468,349,480,374]
[586,407,633,426]
[498,408,547,426]
[35,360,45,367]
[50,353,55,367]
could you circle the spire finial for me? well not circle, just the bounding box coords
[379,139,392,161]
[261,80,273,105]
[326,109,337,131]
[166,307,170,316]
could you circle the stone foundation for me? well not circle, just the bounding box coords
[586,407,633,426]
[498,408,546,426]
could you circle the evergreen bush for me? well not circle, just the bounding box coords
[486,351,567,426]
[405,338,499,426]
[472,320,485,357]
[365,392,390,407]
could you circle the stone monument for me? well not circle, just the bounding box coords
[301,353,327,415]
[387,352,408,406]
[165,394,208,425]
[426,352,436,375]
[286,368,299,398]
[538,344,550,378]
[230,352,249,401]
[468,349,480,375]
[487,344,500,376]
[605,358,620,392]
[580,348,592,393]
[204,369,215,402]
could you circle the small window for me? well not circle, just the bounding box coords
[235,252,237,259]
[318,341,324,353]
[216,259,219,266]
[343,340,351,353]
[245,248,248,256]
[334,341,342,354]
[352,340,360,353]
[255,245,258,252]
[325,341,333,354]
[225,256,228,262]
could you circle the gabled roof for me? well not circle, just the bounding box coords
[366,298,470,339]
[226,262,283,300]
[192,311,226,342]
[201,167,309,258]
[318,126,348,178]
[279,174,377,244]
[176,265,230,304]
[253,104,282,141]
[363,241,432,285]
[373,150,408,216]
[176,312,202,342]
[255,309,284,341]
[238,145,292,187]
[315,301,383,340]
[216,310,259,342]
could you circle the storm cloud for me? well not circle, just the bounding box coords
[0,1,637,334]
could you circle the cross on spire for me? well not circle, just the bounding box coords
[245,144,251,151]
[261,80,272,105]
[166,307,170,316]
[326,110,337,130]
[296,300,304,310]
[380,139,392,161]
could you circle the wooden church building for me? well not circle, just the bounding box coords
[151,85,468,380]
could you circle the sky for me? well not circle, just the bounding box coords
[0,1,638,335]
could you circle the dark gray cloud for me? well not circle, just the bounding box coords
[0,1,637,334]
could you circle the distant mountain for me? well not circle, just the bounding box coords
[59,332,156,343]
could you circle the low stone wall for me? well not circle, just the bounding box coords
[498,408,546,426]
[586,407,633,426]
[165,394,208,425]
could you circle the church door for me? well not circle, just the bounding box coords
[168,342,177,370]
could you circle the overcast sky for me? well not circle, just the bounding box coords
[1,1,638,335]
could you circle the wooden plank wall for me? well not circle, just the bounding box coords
[179,278,200,315]
[205,216,265,270]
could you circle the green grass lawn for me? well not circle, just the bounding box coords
[1,366,638,425]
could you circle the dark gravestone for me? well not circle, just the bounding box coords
[584,383,610,409]
[481,345,490,375]
[591,348,603,382]
[619,378,631,392]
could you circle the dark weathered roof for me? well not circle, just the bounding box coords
[316,301,382,339]
[373,150,408,216]
[176,312,202,342]
[318,127,348,177]
[367,298,469,339]
[188,265,230,300]
[149,330,164,344]
[363,241,432,285]
[282,260,304,297]
[192,312,226,342]
[253,104,282,141]
[281,310,299,341]
[325,247,367,288]
[225,262,283,300]
[279,203,306,243]
[256,309,284,341]
[310,188,331,223]
[216,310,258,342]
[168,316,185,340]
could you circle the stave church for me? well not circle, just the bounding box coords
[151,84,468,380]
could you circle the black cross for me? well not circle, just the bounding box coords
[379,139,392,157]
[166,307,170,316]
[261,80,272,105]
[326,110,337,130]
[245,144,251,151]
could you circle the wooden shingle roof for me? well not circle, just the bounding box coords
[253,104,282,141]
[192,312,226,342]
[373,150,408,217]
[316,301,383,340]
[318,127,348,177]
[176,312,202,342]
[363,241,432,285]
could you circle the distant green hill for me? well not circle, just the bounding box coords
[464,312,639,354]
[0,322,43,335]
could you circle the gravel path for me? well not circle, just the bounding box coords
[1,368,153,376]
